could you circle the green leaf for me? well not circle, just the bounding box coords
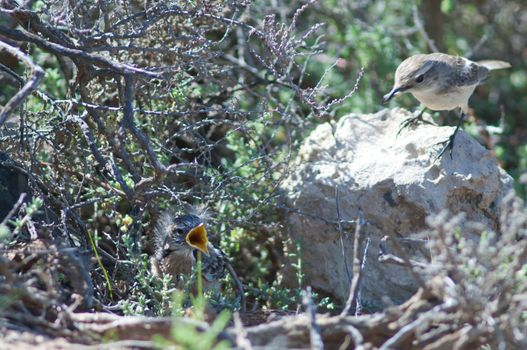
[441,0,455,14]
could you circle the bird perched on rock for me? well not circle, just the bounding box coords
[150,211,245,310]
[383,53,510,158]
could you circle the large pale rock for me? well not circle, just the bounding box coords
[280,108,513,308]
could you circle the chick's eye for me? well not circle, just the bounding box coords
[415,74,424,83]
[175,228,185,235]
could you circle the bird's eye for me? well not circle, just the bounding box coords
[175,228,185,235]
[415,74,424,83]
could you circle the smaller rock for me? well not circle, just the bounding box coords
[0,152,29,220]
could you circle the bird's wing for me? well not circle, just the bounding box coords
[153,211,175,259]
[451,57,489,87]
[476,60,511,70]
[200,244,227,282]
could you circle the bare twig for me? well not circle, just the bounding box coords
[0,41,44,127]
[120,74,166,177]
[354,235,370,316]
[341,213,366,316]
[0,193,26,226]
[79,86,142,183]
[0,25,159,78]
[379,235,428,289]
[0,62,24,85]
[319,67,364,115]
[68,115,132,199]
[378,236,428,269]
[225,261,246,312]
[302,286,324,350]
[345,325,365,350]
[335,186,351,283]
[232,312,253,350]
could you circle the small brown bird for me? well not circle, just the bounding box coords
[150,211,245,310]
[384,53,510,158]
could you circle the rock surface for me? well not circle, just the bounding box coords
[280,108,513,307]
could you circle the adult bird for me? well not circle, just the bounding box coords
[383,53,510,158]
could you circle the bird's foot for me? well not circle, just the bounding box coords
[396,109,432,137]
[432,110,466,162]
[433,132,457,161]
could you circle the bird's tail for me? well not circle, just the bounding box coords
[477,60,511,70]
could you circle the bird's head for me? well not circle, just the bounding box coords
[163,214,209,256]
[383,54,440,102]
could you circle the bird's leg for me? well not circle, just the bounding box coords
[396,107,432,137]
[434,110,466,160]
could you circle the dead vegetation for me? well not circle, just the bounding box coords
[2,197,527,349]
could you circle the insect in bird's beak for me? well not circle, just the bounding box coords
[185,223,209,255]
[383,87,402,103]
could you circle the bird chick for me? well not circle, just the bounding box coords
[150,212,226,288]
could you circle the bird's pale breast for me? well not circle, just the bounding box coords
[411,85,476,113]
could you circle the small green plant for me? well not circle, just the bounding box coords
[0,224,11,244]
[190,251,206,321]
[87,228,114,300]
[153,310,231,350]
[118,230,170,316]
[152,285,232,350]
[9,197,43,239]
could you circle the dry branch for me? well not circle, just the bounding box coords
[0,41,44,126]
[0,22,159,78]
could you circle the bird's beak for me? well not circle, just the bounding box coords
[383,87,401,103]
[186,223,209,255]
